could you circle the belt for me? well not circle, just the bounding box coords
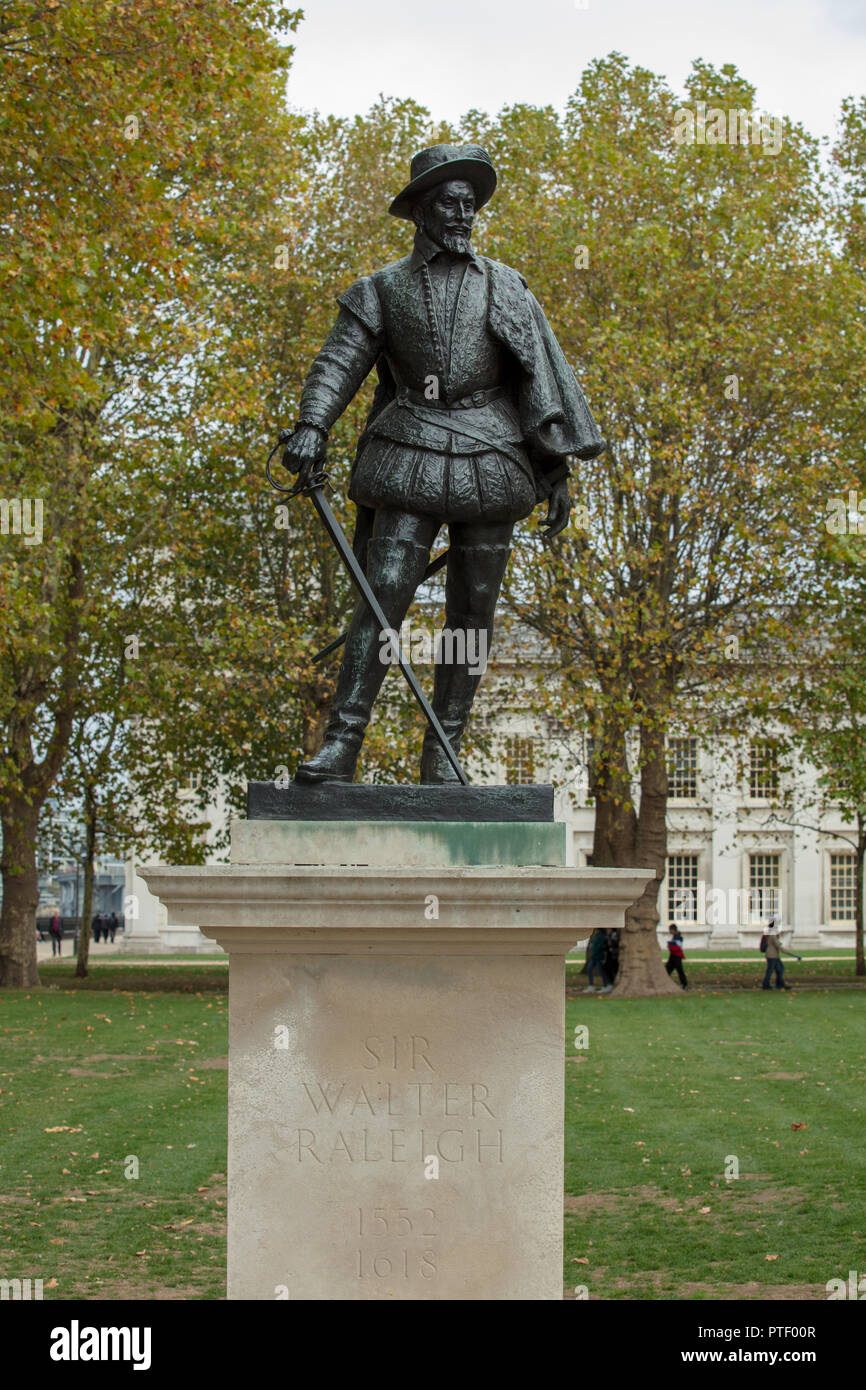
[398,385,508,411]
[397,399,533,478]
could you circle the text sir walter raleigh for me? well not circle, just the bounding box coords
[290,1034,504,1165]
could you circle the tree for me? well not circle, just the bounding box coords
[0,0,300,985]
[766,92,866,977]
[460,57,856,993]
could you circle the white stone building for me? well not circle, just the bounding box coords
[126,625,861,954]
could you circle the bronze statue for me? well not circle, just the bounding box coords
[278,143,604,785]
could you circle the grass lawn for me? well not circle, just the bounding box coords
[0,978,228,1299]
[565,989,866,1299]
[37,962,228,993]
[1,968,863,1300]
[567,950,865,992]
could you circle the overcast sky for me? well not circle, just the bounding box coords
[285,0,865,147]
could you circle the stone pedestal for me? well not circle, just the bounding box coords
[141,803,650,1301]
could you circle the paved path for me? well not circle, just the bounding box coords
[36,939,224,964]
[566,954,855,963]
[41,941,852,968]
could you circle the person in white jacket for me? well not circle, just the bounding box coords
[762,916,802,990]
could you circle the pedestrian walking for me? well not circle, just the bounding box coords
[603,928,620,987]
[49,910,63,957]
[582,929,613,994]
[760,916,802,990]
[664,924,688,990]
[108,911,119,943]
[91,912,102,944]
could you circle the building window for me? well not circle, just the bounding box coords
[820,771,845,805]
[668,737,698,799]
[749,853,780,919]
[830,854,857,922]
[172,771,202,794]
[667,854,699,923]
[749,740,779,800]
[504,736,536,786]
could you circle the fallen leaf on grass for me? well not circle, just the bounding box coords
[791,1122,808,1130]
[571,1257,589,1264]
[764,1254,780,1261]
[698,1206,711,1213]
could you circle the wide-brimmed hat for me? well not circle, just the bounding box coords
[389,143,497,220]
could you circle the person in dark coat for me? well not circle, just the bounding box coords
[91,911,102,944]
[582,929,613,994]
[108,911,119,943]
[280,143,604,786]
[603,928,620,986]
[49,910,63,957]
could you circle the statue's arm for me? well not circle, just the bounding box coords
[297,306,381,434]
[281,281,383,476]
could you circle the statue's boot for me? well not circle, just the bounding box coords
[295,535,430,783]
[419,542,511,784]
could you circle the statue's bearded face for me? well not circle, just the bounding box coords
[415,178,476,255]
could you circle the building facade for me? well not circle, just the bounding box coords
[128,624,860,953]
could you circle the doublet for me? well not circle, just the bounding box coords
[298,231,604,523]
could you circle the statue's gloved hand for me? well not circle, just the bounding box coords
[541,476,572,542]
[279,423,327,486]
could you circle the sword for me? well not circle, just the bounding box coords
[312,546,450,664]
[266,449,468,786]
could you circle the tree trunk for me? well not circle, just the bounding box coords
[591,718,637,865]
[613,712,680,997]
[856,816,865,978]
[75,785,98,979]
[0,798,42,987]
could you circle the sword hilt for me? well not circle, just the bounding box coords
[265,438,332,498]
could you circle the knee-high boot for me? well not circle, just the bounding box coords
[295,536,430,783]
[419,542,511,784]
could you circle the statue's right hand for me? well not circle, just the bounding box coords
[279,423,327,477]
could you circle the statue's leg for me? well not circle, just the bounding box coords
[295,509,439,783]
[419,518,514,785]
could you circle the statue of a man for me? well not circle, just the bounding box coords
[280,143,604,784]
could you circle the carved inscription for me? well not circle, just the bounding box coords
[356,1207,438,1281]
[290,1035,504,1165]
